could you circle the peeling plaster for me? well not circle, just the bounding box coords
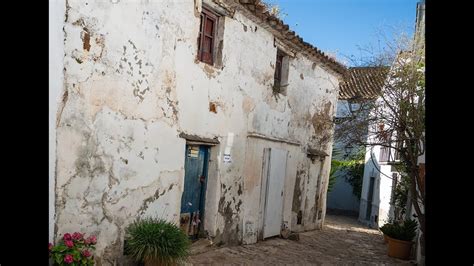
[55,1,340,263]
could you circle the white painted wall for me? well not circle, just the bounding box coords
[49,0,65,242]
[418,148,425,164]
[54,0,342,263]
[359,141,397,228]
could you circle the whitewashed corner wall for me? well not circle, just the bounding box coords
[359,145,395,227]
[49,0,66,242]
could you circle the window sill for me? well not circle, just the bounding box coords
[198,60,223,70]
[272,84,289,96]
[379,161,401,165]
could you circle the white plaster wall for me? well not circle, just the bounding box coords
[56,2,194,263]
[359,145,396,227]
[49,0,65,242]
[376,164,393,225]
[418,150,425,164]
[359,145,378,225]
[55,0,341,262]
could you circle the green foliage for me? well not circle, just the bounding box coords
[327,160,339,193]
[382,219,418,242]
[380,223,396,236]
[392,173,410,220]
[329,148,365,198]
[49,232,96,266]
[328,149,343,193]
[124,217,191,265]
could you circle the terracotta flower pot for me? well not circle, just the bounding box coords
[383,234,389,243]
[387,237,413,260]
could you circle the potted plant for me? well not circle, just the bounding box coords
[49,232,97,265]
[124,217,191,266]
[385,219,418,260]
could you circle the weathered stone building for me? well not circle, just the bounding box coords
[49,0,346,263]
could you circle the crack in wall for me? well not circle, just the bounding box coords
[56,89,69,127]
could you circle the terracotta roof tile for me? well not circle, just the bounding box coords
[234,0,347,76]
[339,67,390,100]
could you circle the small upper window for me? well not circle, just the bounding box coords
[198,8,219,65]
[273,49,289,95]
[274,50,284,87]
[379,146,390,162]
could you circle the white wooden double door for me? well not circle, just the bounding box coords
[260,148,288,239]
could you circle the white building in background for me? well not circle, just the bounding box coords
[358,0,425,230]
[49,0,347,263]
[359,1,425,264]
[328,66,388,218]
[358,133,401,228]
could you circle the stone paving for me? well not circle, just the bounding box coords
[186,214,415,265]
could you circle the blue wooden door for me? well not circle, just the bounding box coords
[180,145,209,236]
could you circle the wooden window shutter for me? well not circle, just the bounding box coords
[198,14,204,59]
[198,8,217,65]
[274,50,284,87]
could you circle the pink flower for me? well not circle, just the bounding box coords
[72,232,83,241]
[82,249,92,257]
[87,235,97,245]
[63,233,72,241]
[65,240,74,248]
[64,254,74,264]
[49,243,53,251]
[84,238,91,245]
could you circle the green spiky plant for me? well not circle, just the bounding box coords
[383,219,418,242]
[124,218,191,266]
[394,219,418,242]
[380,223,395,236]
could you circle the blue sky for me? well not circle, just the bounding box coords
[265,0,419,66]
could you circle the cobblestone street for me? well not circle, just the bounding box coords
[187,214,415,265]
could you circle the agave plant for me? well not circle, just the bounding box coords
[383,219,418,242]
[380,223,395,236]
[124,217,191,266]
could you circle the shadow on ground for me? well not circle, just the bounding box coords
[187,214,415,265]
